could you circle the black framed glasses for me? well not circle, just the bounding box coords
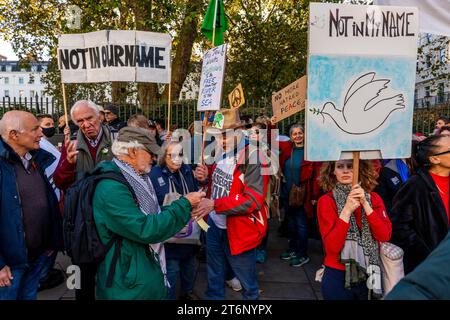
[432,149,450,156]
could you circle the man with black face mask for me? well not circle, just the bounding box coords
[35,114,65,292]
[37,115,60,200]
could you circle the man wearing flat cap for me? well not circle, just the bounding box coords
[92,127,205,300]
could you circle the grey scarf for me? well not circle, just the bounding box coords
[113,158,169,287]
[333,183,382,299]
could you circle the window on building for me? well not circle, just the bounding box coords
[181,91,186,100]
[18,77,24,85]
[438,83,445,103]
[426,55,432,68]
[4,90,9,97]
[19,90,25,97]
[4,77,9,84]
[440,48,447,63]
[28,75,35,84]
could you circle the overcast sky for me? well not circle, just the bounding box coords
[0,38,19,60]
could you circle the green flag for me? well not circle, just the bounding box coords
[201,0,228,46]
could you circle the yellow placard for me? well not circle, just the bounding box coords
[228,83,245,109]
[197,218,210,232]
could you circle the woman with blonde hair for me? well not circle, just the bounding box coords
[317,160,391,300]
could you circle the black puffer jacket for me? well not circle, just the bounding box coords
[390,169,449,274]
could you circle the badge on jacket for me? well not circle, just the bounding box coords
[158,177,166,186]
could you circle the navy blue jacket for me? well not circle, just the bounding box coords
[149,164,201,206]
[0,138,63,270]
[149,164,204,259]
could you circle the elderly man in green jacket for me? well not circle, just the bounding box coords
[93,127,204,300]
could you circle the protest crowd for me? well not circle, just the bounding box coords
[0,100,449,301]
[1,0,450,303]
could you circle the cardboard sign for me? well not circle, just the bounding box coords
[271,76,307,123]
[197,44,228,111]
[58,30,171,83]
[305,3,419,161]
[228,83,245,108]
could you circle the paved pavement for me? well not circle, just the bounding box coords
[38,219,324,300]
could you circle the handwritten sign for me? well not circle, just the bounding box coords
[197,44,228,111]
[58,30,171,83]
[305,3,419,161]
[228,84,245,109]
[271,76,307,123]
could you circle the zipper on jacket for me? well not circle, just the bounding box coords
[14,176,29,266]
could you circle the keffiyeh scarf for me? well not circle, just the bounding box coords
[333,183,382,299]
[113,158,169,287]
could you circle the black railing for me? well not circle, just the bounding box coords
[414,93,450,109]
[1,96,449,136]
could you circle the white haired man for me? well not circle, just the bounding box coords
[54,100,114,190]
[53,100,114,300]
[92,127,205,299]
[0,111,63,300]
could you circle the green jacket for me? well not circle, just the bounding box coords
[92,161,192,300]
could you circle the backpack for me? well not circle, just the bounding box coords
[63,167,137,287]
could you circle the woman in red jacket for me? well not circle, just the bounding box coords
[317,160,391,300]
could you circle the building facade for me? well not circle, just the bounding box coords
[415,34,450,108]
[0,60,51,103]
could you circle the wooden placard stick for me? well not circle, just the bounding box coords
[200,111,210,164]
[167,82,172,135]
[61,83,69,140]
[352,151,360,186]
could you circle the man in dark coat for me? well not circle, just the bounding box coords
[0,111,63,300]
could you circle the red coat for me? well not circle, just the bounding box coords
[317,191,392,270]
[207,146,270,255]
[278,141,322,218]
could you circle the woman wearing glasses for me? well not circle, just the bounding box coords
[391,134,450,274]
[149,141,208,300]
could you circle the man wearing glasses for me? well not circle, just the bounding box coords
[104,104,126,139]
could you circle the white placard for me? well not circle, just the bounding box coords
[306,3,419,161]
[58,30,171,83]
[197,44,228,111]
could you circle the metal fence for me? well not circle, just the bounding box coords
[1,96,449,136]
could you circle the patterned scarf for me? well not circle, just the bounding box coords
[113,158,169,287]
[333,183,382,299]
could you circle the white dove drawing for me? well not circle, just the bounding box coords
[314,72,406,135]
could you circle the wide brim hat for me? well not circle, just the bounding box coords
[206,108,246,134]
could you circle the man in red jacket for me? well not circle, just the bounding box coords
[193,109,270,300]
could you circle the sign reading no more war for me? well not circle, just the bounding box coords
[272,76,307,123]
[58,30,171,83]
[306,3,419,161]
[197,44,227,111]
